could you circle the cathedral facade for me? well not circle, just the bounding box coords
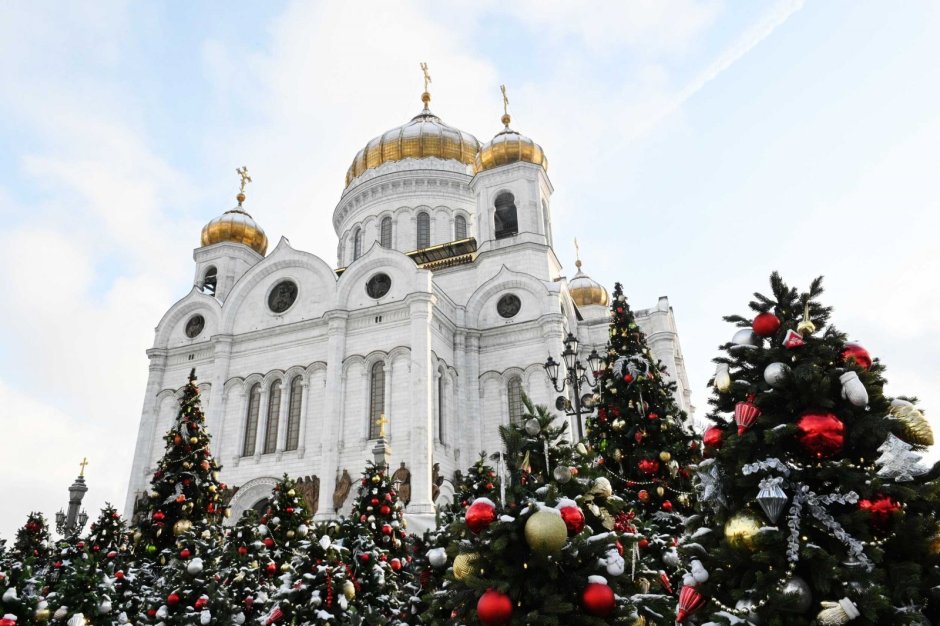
[124,85,692,528]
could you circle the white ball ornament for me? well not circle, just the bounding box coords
[427,547,447,568]
[297,524,309,538]
[187,557,204,575]
[763,362,791,388]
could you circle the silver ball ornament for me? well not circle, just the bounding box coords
[731,328,761,351]
[524,418,541,436]
[763,362,791,388]
[779,576,812,613]
[553,465,572,483]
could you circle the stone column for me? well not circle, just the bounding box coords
[315,312,349,520]
[453,331,467,452]
[406,291,435,514]
[383,361,392,442]
[207,336,233,449]
[124,349,167,517]
[275,376,291,457]
[230,387,247,467]
[465,332,482,453]
[255,386,270,460]
[297,378,310,458]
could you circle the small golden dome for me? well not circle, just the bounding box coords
[473,114,547,175]
[569,260,609,308]
[344,93,480,188]
[200,203,268,256]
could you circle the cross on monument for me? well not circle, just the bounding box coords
[420,62,431,93]
[500,84,509,116]
[376,413,389,439]
[79,457,89,477]
[236,166,252,194]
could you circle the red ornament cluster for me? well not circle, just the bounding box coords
[796,412,844,458]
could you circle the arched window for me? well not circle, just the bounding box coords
[380,217,392,248]
[263,380,282,454]
[203,266,217,296]
[368,362,386,439]
[494,192,518,240]
[353,228,363,260]
[251,498,270,515]
[454,215,467,240]
[242,384,261,456]
[416,212,430,249]
[507,376,524,426]
[437,374,445,442]
[285,375,303,451]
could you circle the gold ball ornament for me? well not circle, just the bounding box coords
[280,562,291,572]
[34,607,51,622]
[724,510,763,551]
[288,489,296,496]
[659,451,672,462]
[371,475,381,484]
[453,553,479,580]
[524,510,569,554]
[190,437,199,444]
[656,486,665,497]
[342,579,356,600]
[173,519,193,536]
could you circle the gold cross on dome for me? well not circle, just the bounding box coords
[376,413,389,439]
[236,166,252,194]
[500,84,509,117]
[79,457,89,477]
[420,62,431,93]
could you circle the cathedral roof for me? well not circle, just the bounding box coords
[344,91,480,189]
[473,116,548,175]
[200,171,268,256]
[569,260,609,308]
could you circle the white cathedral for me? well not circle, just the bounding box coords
[125,80,692,529]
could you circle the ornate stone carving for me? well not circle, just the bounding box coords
[392,461,411,506]
[333,469,352,512]
[296,475,319,516]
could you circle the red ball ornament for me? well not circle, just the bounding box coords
[752,312,781,337]
[559,505,585,535]
[285,507,294,514]
[465,499,497,534]
[638,538,650,549]
[703,425,723,449]
[637,490,650,503]
[263,537,275,548]
[637,458,660,475]
[360,553,371,562]
[581,582,616,617]
[179,548,191,559]
[167,592,181,606]
[153,511,165,521]
[265,562,277,574]
[477,589,513,626]
[623,374,634,383]
[796,412,844,458]
[662,500,673,511]
[390,558,403,571]
[841,342,872,370]
[858,495,901,529]
[381,524,393,536]
[115,570,125,580]
[380,505,391,516]
[194,596,208,609]
[371,498,380,506]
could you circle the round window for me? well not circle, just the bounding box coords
[268,280,298,313]
[185,314,205,338]
[366,273,392,299]
[497,294,521,318]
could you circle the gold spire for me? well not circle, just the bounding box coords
[574,237,582,270]
[235,166,251,205]
[568,238,609,307]
[500,84,511,127]
[79,457,89,477]
[420,62,431,107]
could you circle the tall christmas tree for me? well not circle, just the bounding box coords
[586,282,700,605]
[0,512,51,622]
[218,510,276,624]
[258,474,313,570]
[425,398,653,624]
[679,273,939,625]
[132,369,232,625]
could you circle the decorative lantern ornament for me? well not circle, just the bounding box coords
[724,510,762,551]
[756,477,788,524]
[676,585,706,623]
[841,343,872,370]
[703,425,723,449]
[465,499,497,534]
[763,362,790,388]
[581,580,616,617]
[734,399,761,435]
[524,510,568,554]
[752,312,781,337]
[477,589,513,626]
[796,412,845,458]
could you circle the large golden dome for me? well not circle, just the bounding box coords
[344,92,480,188]
[200,192,268,256]
[569,260,609,308]
[473,113,547,174]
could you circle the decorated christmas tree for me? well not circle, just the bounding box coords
[679,273,940,625]
[267,526,357,626]
[131,369,232,625]
[586,282,700,605]
[425,397,652,624]
[0,512,52,622]
[41,533,116,626]
[218,510,276,624]
[454,454,501,509]
[258,474,313,570]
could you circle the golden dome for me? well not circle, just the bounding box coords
[200,192,268,256]
[473,113,548,174]
[344,92,480,188]
[569,260,609,308]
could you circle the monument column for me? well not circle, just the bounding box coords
[406,290,435,515]
[315,311,348,520]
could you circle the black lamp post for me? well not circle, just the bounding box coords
[544,332,602,441]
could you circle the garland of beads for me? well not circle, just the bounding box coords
[599,465,696,497]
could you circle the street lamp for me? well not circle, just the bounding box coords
[544,333,603,441]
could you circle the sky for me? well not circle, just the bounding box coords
[0,1,938,540]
